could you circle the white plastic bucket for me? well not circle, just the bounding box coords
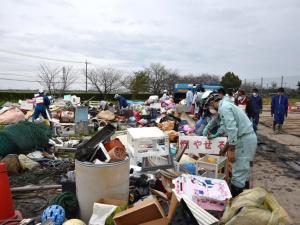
[75,159,130,223]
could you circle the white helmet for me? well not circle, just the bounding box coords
[38,89,44,94]
[114,94,119,99]
[163,90,168,93]
[201,90,213,99]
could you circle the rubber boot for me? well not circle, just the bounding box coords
[231,184,244,198]
[273,123,278,134]
[278,124,283,134]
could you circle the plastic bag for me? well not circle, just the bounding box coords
[158,120,175,131]
[0,107,25,125]
[97,110,115,121]
[220,187,289,225]
[89,203,117,225]
[18,154,40,170]
[226,207,272,225]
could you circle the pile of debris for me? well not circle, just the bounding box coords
[0,94,289,225]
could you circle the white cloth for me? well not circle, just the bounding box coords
[89,203,117,225]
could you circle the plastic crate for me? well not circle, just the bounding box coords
[197,155,226,179]
[127,127,170,162]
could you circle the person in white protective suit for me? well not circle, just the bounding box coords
[205,93,257,197]
[185,87,193,113]
[160,90,169,102]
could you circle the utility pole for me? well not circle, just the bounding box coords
[244,78,246,87]
[281,76,283,88]
[260,77,263,92]
[85,60,88,92]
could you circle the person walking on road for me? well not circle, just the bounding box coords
[271,87,288,134]
[248,88,263,132]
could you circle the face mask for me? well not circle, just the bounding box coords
[253,93,258,97]
[209,108,217,115]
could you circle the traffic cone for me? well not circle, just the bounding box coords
[0,163,20,222]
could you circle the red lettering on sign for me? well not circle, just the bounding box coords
[193,140,202,149]
[204,140,212,149]
[180,140,189,149]
[218,141,226,149]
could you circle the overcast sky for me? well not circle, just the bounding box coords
[0,0,299,90]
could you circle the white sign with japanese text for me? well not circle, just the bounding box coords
[178,136,227,155]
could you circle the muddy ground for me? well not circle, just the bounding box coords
[10,112,300,224]
[254,112,300,225]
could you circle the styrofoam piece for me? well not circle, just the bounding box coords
[89,101,100,108]
[127,127,165,139]
[174,192,219,225]
[127,127,170,162]
[19,101,34,111]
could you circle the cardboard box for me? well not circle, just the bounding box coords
[96,198,127,207]
[167,192,179,220]
[139,217,169,225]
[114,197,165,225]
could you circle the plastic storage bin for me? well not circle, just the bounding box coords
[197,155,226,179]
[127,127,169,162]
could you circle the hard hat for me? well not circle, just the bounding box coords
[201,90,213,99]
[114,94,119,99]
[204,93,222,107]
[42,205,65,225]
[163,90,168,93]
[38,89,44,94]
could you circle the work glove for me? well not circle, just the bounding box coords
[219,142,229,156]
[227,145,236,162]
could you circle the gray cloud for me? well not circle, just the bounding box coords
[0,0,299,89]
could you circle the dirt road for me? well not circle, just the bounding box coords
[254,112,300,224]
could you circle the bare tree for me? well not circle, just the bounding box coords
[58,66,77,97]
[198,73,220,83]
[179,73,220,85]
[164,71,180,94]
[87,67,122,99]
[145,63,169,95]
[38,63,61,95]
[38,63,76,96]
[271,81,277,89]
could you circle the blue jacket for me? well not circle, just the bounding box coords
[36,94,50,108]
[248,95,262,116]
[117,96,128,108]
[271,95,288,116]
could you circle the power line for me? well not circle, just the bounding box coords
[0,72,38,78]
[0,48,86,64]
[0,76,92,85]
[0,77,38,83]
